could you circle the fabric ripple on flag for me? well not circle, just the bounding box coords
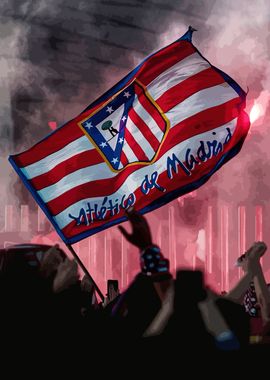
[9,27,250,244]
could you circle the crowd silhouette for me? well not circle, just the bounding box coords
[1,208,270,357]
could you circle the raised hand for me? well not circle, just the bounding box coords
[248,241,267,259]
[236,241,267,273]
[53,258,79,293]
[118,208,153,250]
[39,244,64,278]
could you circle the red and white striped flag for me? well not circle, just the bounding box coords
[9,27,250,244]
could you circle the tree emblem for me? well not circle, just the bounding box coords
[101,120,118,139]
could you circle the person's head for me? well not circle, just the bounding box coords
[80,275,99,312]
[0,244,56,319]
[0,244,44,282]
[174,270,206,307]
[39,244,66,280]
[81,275,95,294]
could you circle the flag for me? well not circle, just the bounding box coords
[9,27,250,244]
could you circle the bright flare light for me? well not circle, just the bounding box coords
[250,103,263,123]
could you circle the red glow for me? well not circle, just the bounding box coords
[2,202,269,294]
[220,206,229,291]
[250,103,263,123]
[255,206,263,241]
[238,206,246,280]
[206,206,213,274]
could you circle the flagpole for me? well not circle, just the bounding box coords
[66,243,104,302]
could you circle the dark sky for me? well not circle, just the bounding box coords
[0,0,216,147]
[1,1,270,287]
[0,0,269,212]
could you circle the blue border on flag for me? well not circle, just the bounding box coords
[8,138,244,245]
[10,30,189,160]
[9,27,247,161]
[8,155,68,243]
[66,138,245,244]
[8,27,248,245]
[81,27,198,114]
[192,47,247,103]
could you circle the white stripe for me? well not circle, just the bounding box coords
[32,84,239,199]
[125,116,155,160]
[122,140,139,162]
[22,82,237,182]
[54,118,238,229]
[133,97,163,142]
[147,52,210,100]
[165,83,238,128]
[37,163,117,203]
[118,161,123,170]
[21,136,93,180]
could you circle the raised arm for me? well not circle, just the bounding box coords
[250,243,270,325]
[118,208,172,302]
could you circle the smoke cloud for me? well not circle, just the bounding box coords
[0,1,269,287]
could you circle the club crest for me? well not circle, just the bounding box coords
[79,80,169,172]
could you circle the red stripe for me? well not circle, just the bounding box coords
[151,98,241,161]
[120,149,129,167]
[44,98,241,215]
[129,108,160,152]
[14,42,194,168]
[124,127,149,161]
[13,121,84,167]
[31,149,103,190]
[47,163,141,216]
[138,91,166,132]
[156,67,225,112]
[12,103,108,168]
[137,41,196,86]
[60,43,194,133]
[61,109,249,239]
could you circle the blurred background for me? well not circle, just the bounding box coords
[0,0,270,295]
